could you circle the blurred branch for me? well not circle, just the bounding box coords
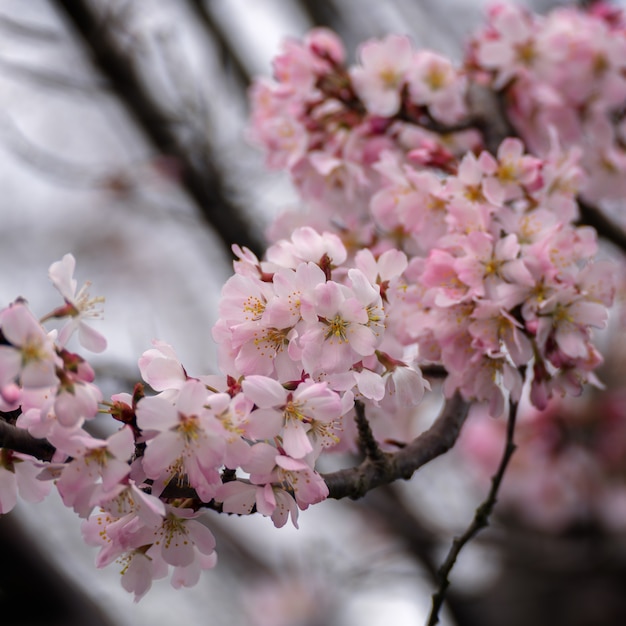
[298,0,343,30]
[427,398,519,626]
[465,82,517,155]
[0,113,106,186]
[360,483,439,570]
[53,0,264,258]
[324,392,470,500]
[0,513,116,626]
[359,485,481,626]
[0,57,105,92]
[186,0,252,90]
[577,197,626,254]
[0,12,61,41]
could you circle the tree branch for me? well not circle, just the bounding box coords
[186,0,252,90]
[1,393,470,506]
[577,197,626,254]
[323,392,470,500]
[0,419,55,461]
[353,399,386,464]
[465,81,518,155]
[427,398,519,626]
[53,0,264,258]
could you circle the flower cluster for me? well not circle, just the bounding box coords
[469,1,626,205]
[249,21,615,417]
[248,27,473,250]
[0,258,222,599]
[393,138,614,416]
[0,0,624,603]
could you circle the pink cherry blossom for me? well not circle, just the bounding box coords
[138,340,188,394]
[0,450,52,514]
[265,226,347,269]
[245,442,329,510]
[144,505,217,568]
[535,289,608,362]
[47,253,107,353]
[136,380,227,501]
[475,3,539,88]
[0,302,59,388]
[479,138,541,204]
[54,426,135,517]
[407,50,467,123]
[350,34,414,116]
[299,276,382,375]
[215,480,300,529]
[243,376,343,458]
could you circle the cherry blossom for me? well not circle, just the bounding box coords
[53,426,135,517]
[0,302,59,389]
[350,34,414,117]
[46,253,107,353]
[243,376,343,458]
[0,450,51,514]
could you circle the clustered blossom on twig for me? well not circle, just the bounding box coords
[0,0,623,603]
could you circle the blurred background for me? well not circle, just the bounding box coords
[2,1,626,625]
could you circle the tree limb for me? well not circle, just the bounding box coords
[1,393,470,504]
[323,392,470,500]
[53,0,264,258]
[0,419,55,461]
[186,0,252,90]
[577,197,626,254]
[427,398,519,626]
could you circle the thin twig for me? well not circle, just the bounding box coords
[426,398,519,626]
[353,400,386,464]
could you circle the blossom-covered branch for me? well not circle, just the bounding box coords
[0,1,623,604]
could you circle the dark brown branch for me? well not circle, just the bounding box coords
[53,0,264,258]
[299,0,343,31]
[1,393,469,507]
[466,81,518,155]
[427,399,519,626]
[0,419,55,461]
[353,400,386,464]
[577,197,626,254]
[323,392,470,500]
